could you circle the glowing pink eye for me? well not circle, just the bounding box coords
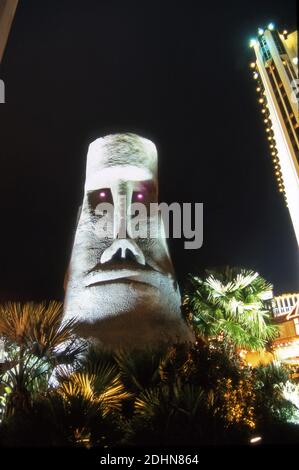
[99,191,106,198]
[137,193,144,200]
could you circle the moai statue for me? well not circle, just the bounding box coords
[63,133,193,349]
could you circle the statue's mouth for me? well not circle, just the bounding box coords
[84,263,174,289]
[86,277,157,290]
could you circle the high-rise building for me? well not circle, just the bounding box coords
[250,24,299,246]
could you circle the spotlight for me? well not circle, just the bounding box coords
[250,436,262,444]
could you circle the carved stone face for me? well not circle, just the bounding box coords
[63,133,193,348]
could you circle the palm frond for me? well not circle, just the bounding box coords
[184,266,276,351]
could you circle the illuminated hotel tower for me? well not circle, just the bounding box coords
[249,24,299,246]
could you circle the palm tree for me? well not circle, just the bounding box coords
[46,357,131,447]
[183,266,278,352]
[114,346,170,394]
[0,301,84,419]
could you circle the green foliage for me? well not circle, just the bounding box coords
[0,280,298,448]
[0,301,85,420]
[253,362,297,425]
[184,266,278,350]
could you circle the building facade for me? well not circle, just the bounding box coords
[271,293,299,375]
[250,24,299,246]
[242,293,299,374]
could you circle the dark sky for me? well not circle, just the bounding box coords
[0,0,298,301]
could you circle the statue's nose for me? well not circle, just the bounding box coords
[100,238,145,265]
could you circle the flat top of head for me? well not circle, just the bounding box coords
[85,133,158,190]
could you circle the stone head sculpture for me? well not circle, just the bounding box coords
[63,133,193,349]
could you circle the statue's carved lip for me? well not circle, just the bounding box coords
[84,268,173,289]
[86,258,167,275]
[86,278,158,289]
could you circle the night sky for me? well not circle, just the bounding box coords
[0,0,298,302]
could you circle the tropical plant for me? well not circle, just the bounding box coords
[282,381,299,424]
[0,301,84,420]
[124,341,256,446]
[184,266,278,351]
[47,357,131,447]
[131,380,212,446]
[0,294,297,448]
[0,348,130,447]
[253,362,297,425]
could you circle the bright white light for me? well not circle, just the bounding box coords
[250,436,262,444]
[276,342,299,361]
[250,38,257,48]
[258,28,264,35]
[253,72,259,79]
[268,23,275,31]
[293,57,298,65]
